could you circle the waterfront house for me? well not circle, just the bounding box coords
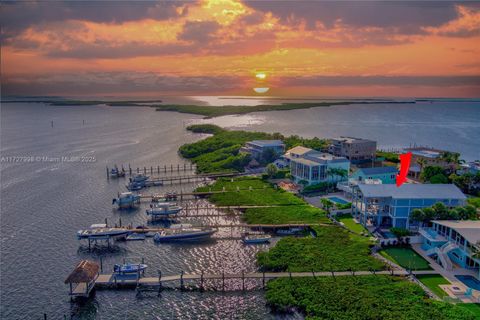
[458,161,480,175]
[329,136,377,164]
[240,140,285,161]
[352,184,466,229]
[283,147,350,185]
[419,220,480,273]
[405,147,459,178]
[350,166,398,184]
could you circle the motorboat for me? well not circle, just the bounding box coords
[242,233,271,244]
[146,203,182,216]
[127,181,145,191]
[113,263,147,274]
[126,233,146,241]
[153,228,216,242]
[132,174,149,183]
[110,167,126,178]
[77,226,129,240]
[112,192,141,208]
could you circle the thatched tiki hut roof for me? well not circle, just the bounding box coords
[65,260,100,284]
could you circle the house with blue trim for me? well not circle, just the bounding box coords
[351,166,398,184]
[352,184,466,229]
[419,220,480,274]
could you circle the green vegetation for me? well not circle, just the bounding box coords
[410,202,477,225]
[390,227,411,238]
[302,182,335,193]
[379,247,432,270]
[155,101,411,118]
[181,124,331,173]
[244,206,330,225]
[180,127,272,173]
[416,274,450,298]
[197,177,305,206]
[456,304,480,318]
[377,150,400,163]
[451,173,480,195]
[198,177,330,224]
[336,202,352,210]
[337,214,368,234]
[421,166,449,184]
[265,276,476,320]
[49,100,160,106]
[257,226,384,272]
[467,197,480,208]
[185,124,225,135]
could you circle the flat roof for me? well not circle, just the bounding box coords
[357,184,466,200]
[357,166,398,175]
[433,220,480,244]
[286,146,312,155]
[332,136,375,143]
[248,140,284,147]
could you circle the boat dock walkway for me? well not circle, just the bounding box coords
[107,163,196,178]
[94,269,439,292]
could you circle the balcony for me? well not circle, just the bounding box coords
[418,227,447,242]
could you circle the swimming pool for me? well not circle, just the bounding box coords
[328,196,349,205]
[455,275,480,291]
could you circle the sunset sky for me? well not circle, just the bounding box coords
[1,0,480,97]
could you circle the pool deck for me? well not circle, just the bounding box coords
[412,244,480,303]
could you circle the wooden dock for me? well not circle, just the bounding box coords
[94,269,440,292]
[107,163,197,178]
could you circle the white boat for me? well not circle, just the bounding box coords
[112,192,141,208]
[242,233,271,244]
[126,233,146,241]
[113,263,147,274]
[146,203,182,216]
[77,226,129,240]
[153,228,216,242]
[126,174,150,190]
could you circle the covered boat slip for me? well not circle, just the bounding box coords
[64,260,99,298]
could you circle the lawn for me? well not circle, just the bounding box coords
[257,226,384,272]
[199,177,330,225]
[337,214,368,234]
[197,177,305,206]
[416,274,450,298]
[379,247,432,270]
[266,276,477,320]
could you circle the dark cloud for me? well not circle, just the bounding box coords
[178,21,221,43]
[1,72,241,96]
[279,75,480,87]
[0,0,188,40]
[245,1,464,33]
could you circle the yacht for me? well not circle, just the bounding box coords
[153,227,216,242]
[112,192,141,209]
[77,224,129,240]
[146,203,182,216]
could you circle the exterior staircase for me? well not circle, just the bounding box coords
[425,242,457,271]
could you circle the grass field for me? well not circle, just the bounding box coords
[337,214,368,234]
[379,247,432,270]
[416,274,450,298]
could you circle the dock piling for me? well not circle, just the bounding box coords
[200,271,204,292]
[180,271,184,291]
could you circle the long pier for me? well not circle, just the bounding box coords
[107,163,197,178]
[94,269,439,292]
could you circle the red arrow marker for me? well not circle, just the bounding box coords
[396,152,412,187]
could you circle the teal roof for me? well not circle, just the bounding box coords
[357,167,397,176]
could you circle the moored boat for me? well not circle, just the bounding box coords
[153,228,216,242]
[110,167,126,178]
[276,227,304,236]
[242,233,271,244]
[113,263,147,274]
[146,203,182,216]
[112,192,141,208]
[77,226,129,240]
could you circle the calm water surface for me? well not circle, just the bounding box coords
[0,103,293,320]
[1,100,479,319]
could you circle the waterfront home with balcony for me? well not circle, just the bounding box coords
[283,147,350,186]
[352,184,466,229]
[419,220,480,274]
[350,166,398,184]
[329,136,376,164]
[240,140,285,161]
